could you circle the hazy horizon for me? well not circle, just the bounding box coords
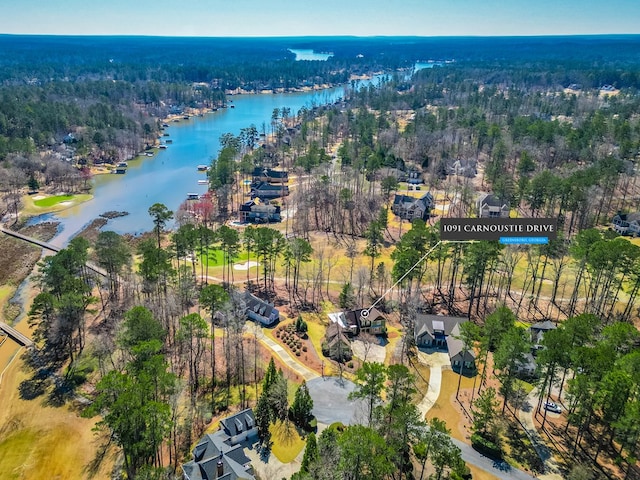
[1,0,639,37]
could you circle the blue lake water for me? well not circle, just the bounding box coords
[45,84,357,246]
[289,49,333,61]
[43,67,444,246]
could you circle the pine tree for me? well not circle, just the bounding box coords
[255,391,271,442]
[295,315,308,334]
[300,432,318,473]
[263,357,277,393]
[339,282,355,309]
[290,380,314,427]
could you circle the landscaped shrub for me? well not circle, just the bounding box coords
[302,346,307,352]
[471,433,502,459]
[348,362,354,369]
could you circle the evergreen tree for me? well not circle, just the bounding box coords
[263,357,277,393]
[295,315,308,334]
[300,432,318,473]
[338,282,355,309]
[290,380,314,428]
[255,390,271,442]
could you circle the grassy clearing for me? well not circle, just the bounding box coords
[269,420,305,463]
[515,378,535,394]
[410,357,431,403]
[22,193,93,215]
[33,194,75,207]
[199,250,251,268]
[305,313,328,361]
[0,360,114,480]
[384,325,402,364]
[0,286,14,321]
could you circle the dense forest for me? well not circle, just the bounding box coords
[2,35,640,480]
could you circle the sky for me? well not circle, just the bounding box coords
[1,0,639,37]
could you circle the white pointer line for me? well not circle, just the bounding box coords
[362,240,475,319]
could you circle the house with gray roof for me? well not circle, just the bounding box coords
[477,193,509,218]
[529,319,557,346]
[414,314,476,371]
[243,291,280,327]
[612,212,640,236]
[250,182,289,200]
[391,192,435,221]
[182,409,257,480]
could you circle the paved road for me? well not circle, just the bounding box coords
[415,350,450,417]
[416,350,538,480]
[518,389,564,480]
[452,438,537,480]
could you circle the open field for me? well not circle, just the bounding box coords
[0,356,114,480]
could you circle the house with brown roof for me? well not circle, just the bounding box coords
[322,322,352,362]
[414,314,476,371]
[328,307,387,336]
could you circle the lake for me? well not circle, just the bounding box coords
[289,49,334,61]
[43,82,358,246]
[40,66,444,246]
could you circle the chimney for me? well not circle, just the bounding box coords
[216,460,224,477]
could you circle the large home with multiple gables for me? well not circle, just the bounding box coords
[218,290,280,328]
[391,192,435,221]
[252,167,289,184]
[476,193,510,218]
[239,200,281,224]
[250,182,289,200]
[414,314,476,371]
[612,212,640,236]
[515,319,557,377]
[328,307,387,336]
[182,409,257,480]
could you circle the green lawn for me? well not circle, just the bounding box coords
[33,194,75,207]
[199,250,250,267]
[22,193,92,215]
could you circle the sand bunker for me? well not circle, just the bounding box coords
[58,201,73,206]
[233,261,259,271]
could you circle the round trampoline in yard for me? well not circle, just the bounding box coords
[306,376,367,426]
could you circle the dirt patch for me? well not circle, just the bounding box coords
[76,218,108,246]
[0,222,58,287]
[271,320,324,376]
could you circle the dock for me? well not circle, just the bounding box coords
[0,322,33,347]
